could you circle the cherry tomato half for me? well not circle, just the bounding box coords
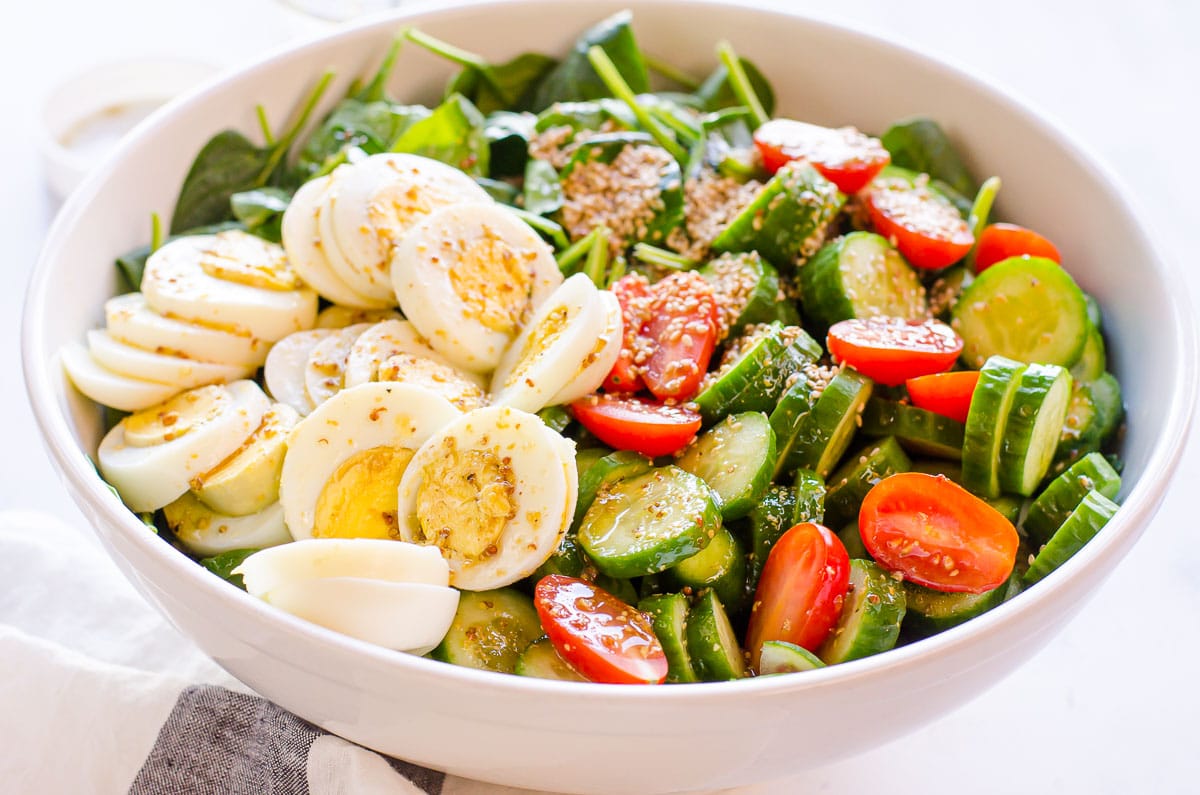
[603,274,651,393]
[866,177,974,270]
[745,522,850,670]
[534,575,668,685]
[570,394,702,458]
[753,119,891,194]
[828,317,963,386]
[905,370,981,424]
[859,472,1018,593]
[974,223,1062,273]
[640,271,720,402]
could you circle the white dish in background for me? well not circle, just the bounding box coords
[20,1,1195,793]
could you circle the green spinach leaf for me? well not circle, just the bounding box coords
[199,548,259,590]
[695,57,776,117]
[449,52,559,114]
[475,177,521,205]
[523,158,563,216]
[534,97,635,133]
[297,100,431,177]
[881,117,977,198]
[230,187,291,243]
[485,111,537,178]
[530,11,650,111]
[389,93,489,176]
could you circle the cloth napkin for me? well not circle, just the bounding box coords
[0,510,553,795]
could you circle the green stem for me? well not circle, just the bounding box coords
[359,33,403,103]
[966,176,1002,273]
[255,105,274,146]
[644,53,701,90]
[150,212,164,252]
[256,70,335,186]
[583,226,611,286]
[633,242,698,271]
[606,254,628,287]
[716,41,769,128]
[510,208,569,249]
[717,152,759,181]
[587,45,688,164]
[649,107,700,146]
[556,227,601,274]
[405,28,513,104]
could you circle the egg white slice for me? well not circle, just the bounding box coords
[391,202,563,373]
[192,403,299,516]
[282,176,392,309]
[164,495,292,557]
[86,330,253,389]
[264,329,337,416]
[264,578,458,654]
[98,380,271,512]
[396,405,575,590]
[547,289,624,405]
[105,293,269,368]
[141,232,318,342]
[315,305,402,329]
[376,353,488,413]
[235,537,451,593]
[303,322,372,409]
[280,382,463,541]
[60,342,178,412]
[343,319,485,389]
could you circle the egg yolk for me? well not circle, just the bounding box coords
[199,230,300,291]
[313,446,414,539]
[448,228,534,335]
[414,437,517,563]
[123,383,229,447]
[191,405,295,515]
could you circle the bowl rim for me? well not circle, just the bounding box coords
[21,0,1197,703]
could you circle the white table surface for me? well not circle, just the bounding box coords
[3,1,1198,792]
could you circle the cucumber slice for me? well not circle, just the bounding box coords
[573,450,654,527]
[676,412,776,520]
[837,522,871,560]
[577,466,722,578]
[823,436,912,530]
[685,589,746,681]
[1047,372,1125,480]
[592,574,639,606]
[758,640,826,674]
[743,484,798,602]
[771,368,874,478]
[792,468,827,526]
[694,323,795,423]
[902,576,1010,636]
[997,363,1074,496]
[1070,324,1107,382]
[961,355,1027,498]
[860,398,965,460]
[575,447,614,479]
[711,163,844,268]
[1023,452,1121,546]
[515,638,588,682]
[432,588,543,674]
[927,263,970,321]
[638,593,700,683]
[1024,490,1119,585]
[531,531,587,579]
[667,525,747,611]
[699,251,782,339]
[818,559,906,664]
[799,232,926,332]
[952,256,1090,368]
[772,295,803,326]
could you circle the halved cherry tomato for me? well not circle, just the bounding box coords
[753,119,890,194]
[828,317,962,386]
[866,177,974,270]
[534,575,668,685]
[905,370,980,424]
[570,394,702,457]
[603,274,651,393]
[974,223,1062,273]
[859,472,1018,593]
[745,522,850,670]
[640,271,719,402]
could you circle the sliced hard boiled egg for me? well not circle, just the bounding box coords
[86,329,253,389]
[105,293,269,368]
[343,319,484,389]
[315,304,402,329]
[396,405,577,590]
[489,273,609,413]
[548,288,624,405]
[61,342,178,412]
[141,231,318,342]
[164,495,292,557]
[192,403,300,516]
[264,329,338,416]
[303,322,371,409]
[376,353,488,412]
[391,202,562,373]
[235,538,451,593]
[98,380,271,511]
[279,382,463,541]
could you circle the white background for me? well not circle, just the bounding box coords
[2,0,1198,792]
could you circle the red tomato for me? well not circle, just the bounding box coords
[753,119,890,194]
[570,395,702,457]
[640,271,719,402]
[827,317,963,386]
[859,472,1018,593]
[534,575,667,685]
[905,371,980,424]
[866,177,974,270]
[603,274,651,393]
[974,223,1062,273]
[745,523,850,670]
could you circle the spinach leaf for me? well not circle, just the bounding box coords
[448,52,559,114]
[198,548,259,590]
[354,33,404,104]
[230,187,291,243]
[475,177,521,205]
[297,100,430,177]
[529,11,650,111]
[881,117,977,198]
[695,57,776,117]
[523,158,563,216]
[534,98,635,133]
[389,93,489,176]
[485,111,537,178]
[115,221,244,290]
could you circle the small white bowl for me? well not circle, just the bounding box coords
[21,1,1196,792]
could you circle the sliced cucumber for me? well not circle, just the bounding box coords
[531,531,587,579]
[818,559,906,664]
[743,484,798,602]
[592,574,639,606]
[577,466,722,578]
[432,588,543,674]
[694,323,810,423]
[573,450,654,527]
[515,638,588,682]
[1070,324,1107,382]
[676,412,776,520]
[758,640,826,674]
[638,592,700,683]
[792,467,826,526]
[952,255,1090,368]
[685,589,746,681]
[928,263,970,321]
[575,447,614,480]
[859,398,964,460]
[837,522,871,560]
[667,525,747,611]
[997,363,1074,496]
[799,232,926,332]
[961,355,1026,498]
[1024,490,1119,585]
[902,577,1010,636]
[771,368,874,478]
[1023,452,1121,546]
[823,436,912,530]
[699,251,781,339]
[1046,372,1125,480]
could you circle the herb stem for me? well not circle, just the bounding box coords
[359,33,404,103]
[256,70,335,187]
[966,176,1002,273]
[633,242,698,271]
[716,41,769,128]
[406,28,513,104]
[509,207,569,249]
[587,45,688,164]
[150,213,164,253]
[649,107,700,146]
[255,105,274,146]
[606,254,628,287]
[583,226,611,287]
[644,54,701,90]
[556,227,601,274]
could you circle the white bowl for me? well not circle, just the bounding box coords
[21,1,1196,792]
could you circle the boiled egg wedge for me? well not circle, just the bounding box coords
[164,495,292,557]
[105,292,269,368]
[86,329,253,390]
[548,288,625,405]
[375,353,488,413]
[263,329,339,416]
[191,403,299,516]
[342,319,479,389]
[302,322,372,409]
[315,304,401,329]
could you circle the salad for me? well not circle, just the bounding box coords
[61,11,1125,685]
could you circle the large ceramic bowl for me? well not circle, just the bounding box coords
[21,1,1195,792]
